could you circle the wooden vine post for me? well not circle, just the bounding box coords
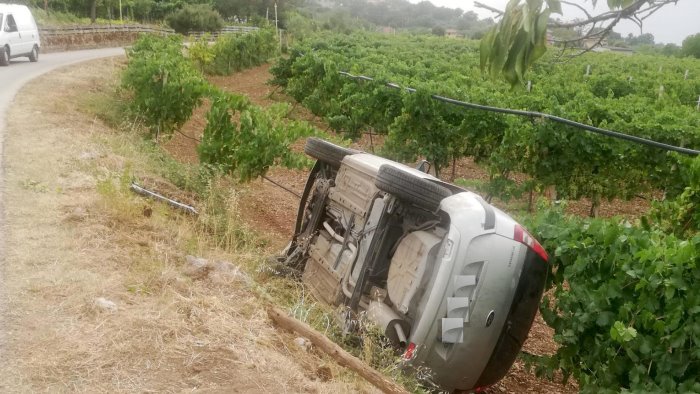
[266,307,410,394]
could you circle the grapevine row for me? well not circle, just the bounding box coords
[270,32,700,211]
[121,32,319,182]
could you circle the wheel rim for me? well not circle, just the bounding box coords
[2,48,7,63]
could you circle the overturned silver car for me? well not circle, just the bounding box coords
[276,138,549,392]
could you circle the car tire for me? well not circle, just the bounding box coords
[304,137,359,168]
[29,45,38,62]
[375,164,451,212]
[0,47,9,66]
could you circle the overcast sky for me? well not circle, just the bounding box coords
[407,0,700,45]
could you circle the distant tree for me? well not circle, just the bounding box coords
[132,0,155,22]
[167,4,224,34]
[214,0,255,20]
[626,32,655,46]
[682,33,700,58]
[285,11,317,40]
[470,30,485,39]
[431,26,445,36]
[661,43,681,57]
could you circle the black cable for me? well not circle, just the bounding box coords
[338,71,700,157]
[176,129,201,142]
[263,176,302,199]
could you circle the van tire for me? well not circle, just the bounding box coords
[29,46,38,62]
[375,164,451,212]
[0,47,9,66]
[304,138,359,168]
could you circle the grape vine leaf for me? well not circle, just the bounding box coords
[480,0,559,86]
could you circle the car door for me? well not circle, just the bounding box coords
[4,14,25,56]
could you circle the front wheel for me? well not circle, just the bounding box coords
[0,47,9,66]
[28,45,39,62]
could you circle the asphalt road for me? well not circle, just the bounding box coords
[0,46,126,355]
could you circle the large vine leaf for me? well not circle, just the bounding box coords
[480,0,559,86]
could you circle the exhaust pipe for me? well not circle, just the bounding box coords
[367,301,411,348]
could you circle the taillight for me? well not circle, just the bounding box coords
[514,224,548,262]
[402,342,416,361]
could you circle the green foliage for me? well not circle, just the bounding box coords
[207,28,278,76]
[383,87,464,175]
[626,32,656,47]
[643,156,700,239]
[480,0,559,86]
[166,4,224,34]
[131,0,156,22]
[524,162,700,391]
[188,34,216,72]
[295,0,492,36]
[30,8,83,25]
[285,11,319,41]
[123,32,309,182]
[121,34,210,139]
[211,0,294,21]
[198,91,315,181]
[270,31,700,206]
[682,33,700,59]
[431,26,445,36]
[478,1,674,85]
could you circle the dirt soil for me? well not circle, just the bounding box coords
[0,58,380,393]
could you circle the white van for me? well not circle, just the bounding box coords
[0,3,41,66]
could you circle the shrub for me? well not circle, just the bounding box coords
[121,34,209,139]
[166,4,224,35]
[206,28,278,75]
[198,91,314,181]
[681,33,700,59]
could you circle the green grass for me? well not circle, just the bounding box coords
[32,7,164,27]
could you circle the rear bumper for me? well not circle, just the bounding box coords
[407,194,548,391]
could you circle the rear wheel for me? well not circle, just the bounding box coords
[375,164,451,212]
[304,137,359,168]
[0,47,9,66]
[28,45,39,62]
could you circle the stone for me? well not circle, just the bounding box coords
[94,297,117,313]
[294,336,312,352]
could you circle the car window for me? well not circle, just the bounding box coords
[0,14,3,30]
[6,14,17,32]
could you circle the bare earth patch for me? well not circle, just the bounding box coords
[0,58,378,393]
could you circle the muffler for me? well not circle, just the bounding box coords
[367,300,411,348]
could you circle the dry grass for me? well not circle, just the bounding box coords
[0,58,381,393]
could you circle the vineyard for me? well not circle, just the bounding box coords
[119,31,700,393]
[270,32,700,214]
